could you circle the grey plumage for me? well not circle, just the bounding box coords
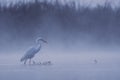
[20,46,41,62]
[20,37,47,64]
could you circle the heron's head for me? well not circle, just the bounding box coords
[36,37,48,44]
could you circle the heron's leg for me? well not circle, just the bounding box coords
[33,60,36,64]
[29,59,31,64]
[24,59,27,64]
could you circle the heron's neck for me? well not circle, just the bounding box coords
[35,42,41,49]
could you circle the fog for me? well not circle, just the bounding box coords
[0,0,120,54]
[0,0,120,7]
[0,0,120,80]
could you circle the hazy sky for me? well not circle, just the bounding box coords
[0,0,119,8]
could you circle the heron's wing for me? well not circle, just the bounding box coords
[25,47,37,56]
[20,47,35,62]
[21,45,41,62]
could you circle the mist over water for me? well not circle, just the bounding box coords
[0,0,120,54]
[0,1,120,80]
[0,1,119,54]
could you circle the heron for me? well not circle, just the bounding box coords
[20,37,47,64]
[94,59,98,64]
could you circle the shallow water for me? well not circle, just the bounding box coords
[0,53,120,80]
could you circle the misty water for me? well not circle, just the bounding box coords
[0,52,120,80]
[0,0,120,80]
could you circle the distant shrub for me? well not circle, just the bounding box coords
[0,0,120,44]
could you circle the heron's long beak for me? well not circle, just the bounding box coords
[42,39,48,44]
[44,40,48,44]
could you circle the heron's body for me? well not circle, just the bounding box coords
[20,37,47,64]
